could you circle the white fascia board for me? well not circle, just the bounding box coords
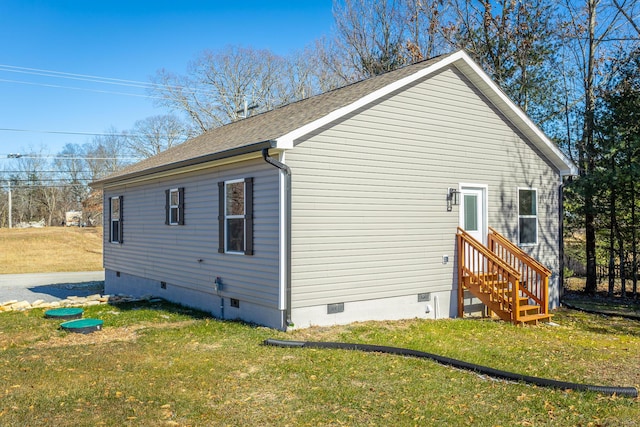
[455,55,579,177]
[275,51,468,149]
[275,50,578,177]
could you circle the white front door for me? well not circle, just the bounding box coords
[459,185,487,245]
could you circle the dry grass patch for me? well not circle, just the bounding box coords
[0,227,103,273]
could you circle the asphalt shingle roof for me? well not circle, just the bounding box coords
[93,53,451,185]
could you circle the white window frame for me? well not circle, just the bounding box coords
[110,196,121,244]
[224,179,246,254]
[169,188,180,225]
[517,187,538,246]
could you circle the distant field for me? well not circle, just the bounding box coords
[0,226,103,274]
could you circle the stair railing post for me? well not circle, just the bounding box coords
[457,233,464,319]
[543,275,549,315]
[512,276,520,324]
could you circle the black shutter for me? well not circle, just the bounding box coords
[244,177,254,256]
[165,189,170,225]
[178,187,185,225]
[218,181,225,253]
[118,195,124,244]
[108,197,113,242]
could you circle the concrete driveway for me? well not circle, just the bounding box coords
[0,271,104,305]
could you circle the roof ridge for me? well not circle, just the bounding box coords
[93,50,488,185]
[202,51,455,133]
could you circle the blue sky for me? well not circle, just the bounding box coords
[0,0,334,158]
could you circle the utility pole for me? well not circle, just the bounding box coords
[7,180,12,229]
[5,154,20,229]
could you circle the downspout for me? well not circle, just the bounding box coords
[262,147,293,329]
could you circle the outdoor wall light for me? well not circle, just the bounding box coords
[447,188,460,212]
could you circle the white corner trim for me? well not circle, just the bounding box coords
[275,51,468,149]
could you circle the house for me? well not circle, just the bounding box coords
[91,50,577,330]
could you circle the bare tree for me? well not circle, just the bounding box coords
[404,0,453,61]
[55,143,88,212]
[8,148,60,225]
[332,0,409,77]
[448,0,560,121]
[126,114,191,159]
[84,127,131,181]
[311,36,361,88]
[330,0,454,77]
[612,0,640,35]
[152,46,295,132]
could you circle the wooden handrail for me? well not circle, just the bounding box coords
[488,227,551,275]
[457,228,520,276]
[487,227,551,315]
[457,228,521,323]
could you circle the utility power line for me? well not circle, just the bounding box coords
[1,154,141,160]
[1,183,95,188]
[2,170,101,173]
[0,78,167,100]
[0,64,217,97]
[0,127,126,136]
[8,178,93,182]
[0,64,168,89]
[0,127,191,139]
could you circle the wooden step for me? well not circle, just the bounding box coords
[507,295,529,304]
[517,313,552,325]
[476,273,500,282]
[518,304,542,316]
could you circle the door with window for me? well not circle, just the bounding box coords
[459,186,486,244]
[459,185,487,272]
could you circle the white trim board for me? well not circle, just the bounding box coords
[275,50,578,177]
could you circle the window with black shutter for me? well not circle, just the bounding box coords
[166,187,185,225]
[110,196,123,243]
[218,178,253,255]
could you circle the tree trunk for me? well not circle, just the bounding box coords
[631,168,637,298]
[608,166,616,296]
[617,222,626,298]
[583,0,598,295]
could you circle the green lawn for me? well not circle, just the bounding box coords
[0,302,638,426]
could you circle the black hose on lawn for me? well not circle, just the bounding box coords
[263,339,638,398]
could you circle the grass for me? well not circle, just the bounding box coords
[0,227,103,274]
[0,302,639,426]
[1,228,638,424]
[564,276,640,318]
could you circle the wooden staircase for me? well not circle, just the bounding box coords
[457,227,552,325]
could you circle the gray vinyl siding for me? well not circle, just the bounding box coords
[286,66,560,309]
[103,157,281,308]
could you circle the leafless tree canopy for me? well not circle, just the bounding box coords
[125,114,192,159]
[151,46,328,133]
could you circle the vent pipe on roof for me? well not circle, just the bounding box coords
[262,148,293,330]
[236,100,258,119]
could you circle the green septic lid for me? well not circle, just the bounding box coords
[60,318,103,334]
[44,307,84,319]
